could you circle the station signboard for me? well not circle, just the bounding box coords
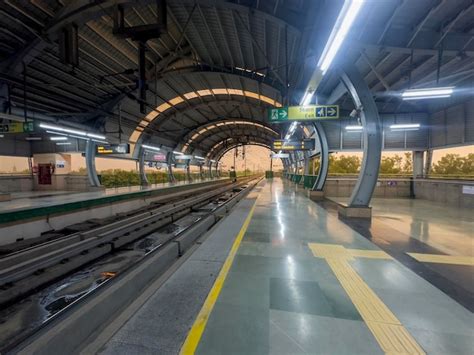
[0,122,35,133]
[272,139,315,151]
[144,151,167,162]
[175,155,193,160]
[268,105,339,122]
[271,153,290,158]
[96,143,130,155]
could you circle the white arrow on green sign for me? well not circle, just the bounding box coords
[268,105,339,122]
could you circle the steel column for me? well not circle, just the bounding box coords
[186,162,192,182]
[312,122,329,191]
[166,152,175,183]
[413,151,424,178]
[340,66,382,207]
[85,140,100,187]
[303,151,310,175]
[199,164,204,180]
[139,146,149,186]
[208,162,213,179]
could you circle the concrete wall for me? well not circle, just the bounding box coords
[0,174,93,193]
[414,180,474,209]
[323,178,473,208]
[33,174,93,191]
[324,178,412,198]
[0,175,34,193]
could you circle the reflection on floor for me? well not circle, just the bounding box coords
[328,197,473,257]
[192,179,473,354]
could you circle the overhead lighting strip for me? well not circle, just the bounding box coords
[390,123,420,130]
[345,125,363,131]
[401,87,454,100]
[317,0,366,75]
[142,144,161,152]
[40,123,106,140]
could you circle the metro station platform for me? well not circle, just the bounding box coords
[93,178,473,355]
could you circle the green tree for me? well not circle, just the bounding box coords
[379,155,403,174]
[431,153,474,175]
[403,152,413,173]
[328,155,361,174]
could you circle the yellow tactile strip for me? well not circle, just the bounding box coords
[407,253,474,266]
[308,243,425,355]
[180,199,258,355]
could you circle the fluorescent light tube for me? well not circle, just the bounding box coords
[86,133,106,140]
[345,125,363,130]
[40,123,106,140]
[403,95,451,100]
[40,123,85,136]
[25,137,42,141]
[50,136,67,141]
[194,156,205,160]
[402,87,454,98]
[173,151,183,155]
[56,142,71,145]
[142,144,160,151]
[390,123,420,130]
[318,0,366,74]
[300,91,314,105]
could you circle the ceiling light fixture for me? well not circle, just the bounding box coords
[345,125,363,131]
[401,87,454,100]
[390,123,420,130]
[56,142,72,145]
[300,91,314,106]
[40,123,106,140]
[25,137,42,141]
[194,156,205,160]
[50,136,68,141]
[173,151,183,155]
[142,144,161,151]
[318,0,366,75]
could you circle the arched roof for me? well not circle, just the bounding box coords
[1,0,473,157]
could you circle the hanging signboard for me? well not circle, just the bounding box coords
[271,153,290,158]
[0,122,35,133]
[144,151,167,162]
[175,155,193,160]
[272,139,315,151]
[268,105,339,122]
[96,143,130,155]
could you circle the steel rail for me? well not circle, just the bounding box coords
[0,177,255,287]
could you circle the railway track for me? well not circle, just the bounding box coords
[0,176,258,306]
[0,176,261,353]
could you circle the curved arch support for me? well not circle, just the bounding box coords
[139,146,149,186]
[340,66,382,208]
[166,152,176,183]
[312,122,329,191]
[85,141,101,187]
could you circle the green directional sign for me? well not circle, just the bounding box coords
[268,105,339,122]
[0,122,35,133]
[268,107,288,121]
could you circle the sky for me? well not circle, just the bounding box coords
[0,145,472,173]
[220,145,283,172]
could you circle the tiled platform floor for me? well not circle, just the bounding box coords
[193,179,473,354]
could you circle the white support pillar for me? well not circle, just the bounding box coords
[413,151,424,178]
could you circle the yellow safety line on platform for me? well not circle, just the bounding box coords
[180,199,258,355]
[407,253,474,266]
[308,243,425,355]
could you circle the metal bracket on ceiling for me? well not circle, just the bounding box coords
[112,1,167,114]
